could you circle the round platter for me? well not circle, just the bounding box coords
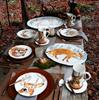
[27,16,64,29]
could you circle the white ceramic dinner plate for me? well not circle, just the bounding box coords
[45,43,87,66]
[15,72,47,97]
[27,16,64,29]
[17,29,34,39]
[8,45,32,59]
[65,79,88,93]
[57,28,79,37]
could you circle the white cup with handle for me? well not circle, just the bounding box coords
[66,13,76,27]
[38,27,49,44]
[71,63,91,88]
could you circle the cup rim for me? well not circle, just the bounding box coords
[73,64,85,73]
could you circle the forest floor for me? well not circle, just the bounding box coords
[0,0,99,100]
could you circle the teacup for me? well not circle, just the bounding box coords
[38,28,49,44]
[70,64,91,89]
[66,13,76,27]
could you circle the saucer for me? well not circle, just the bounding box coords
[65,80,88,93]
[35,39,49,46]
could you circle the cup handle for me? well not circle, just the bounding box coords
[63,23,67,28]
[43,30,49,37]
[43,30,49,38]
[73,15,76,21]
[46,32,49,37]
[84,72,91,81]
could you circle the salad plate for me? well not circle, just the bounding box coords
[57,28,79,37]
[17,29,34,39]
[8,45,32,59]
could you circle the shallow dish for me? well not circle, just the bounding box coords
[58,28,79,37]
[17,29,34,39]
[27,16,64,29]
[45,43,87,66]
[8,69,54,100]
[8,45,32,59]
[15,72,47,97]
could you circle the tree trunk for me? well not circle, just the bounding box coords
[20,0,28,27]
